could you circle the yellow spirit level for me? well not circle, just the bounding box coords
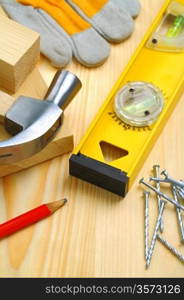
[70,0,184,197]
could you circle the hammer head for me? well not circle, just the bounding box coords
[0,70,82,164]
[0,98,63,164]
[5,96,63,135]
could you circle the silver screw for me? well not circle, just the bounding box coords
[172,186,184,244]
[146,201,166,269]
[144,191,150,260]
[150,177,184,188]
[150,177,171,184]
[152,165,164,233]
[161,170,184,189]
[150,177,184,199]
[150,179,184,199]
[139,178,184,212]
[157,235,184,263]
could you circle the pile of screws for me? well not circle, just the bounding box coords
[139,165,184,269]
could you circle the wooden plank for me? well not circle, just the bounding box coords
[0,13,40,93]
[0,6,73,276]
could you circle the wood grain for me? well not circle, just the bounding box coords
[0,0,184,278]
[0,13,39,93]
[0,91,14,123]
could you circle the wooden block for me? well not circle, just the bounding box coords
[0,91,14,124]
[0,9,73,176]
[0,68,74,177]
[0,14,40,93]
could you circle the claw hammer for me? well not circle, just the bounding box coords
[0,70,82,164]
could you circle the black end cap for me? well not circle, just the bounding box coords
[69,153,129,197]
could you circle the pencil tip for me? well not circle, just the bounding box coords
[63,198,68,204]
[47,198,68,213]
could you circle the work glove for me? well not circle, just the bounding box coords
[0,0,141,68]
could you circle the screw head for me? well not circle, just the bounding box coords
[139,177,144,184]
[161,169,168,178]
[143,190,150,196]
[153,164,160,169]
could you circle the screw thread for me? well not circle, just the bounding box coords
[146,201,166,268]
[157,235,184,263]
[153,165,164,233]
[172,187,184,243]
[144,191,150,260]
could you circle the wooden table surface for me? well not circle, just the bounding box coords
[0,0,184,278]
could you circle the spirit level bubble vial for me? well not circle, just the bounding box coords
[70,0,184,197]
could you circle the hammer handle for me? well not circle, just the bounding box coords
[44,70,82,110]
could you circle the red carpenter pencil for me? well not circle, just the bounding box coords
[0,199,67,239]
